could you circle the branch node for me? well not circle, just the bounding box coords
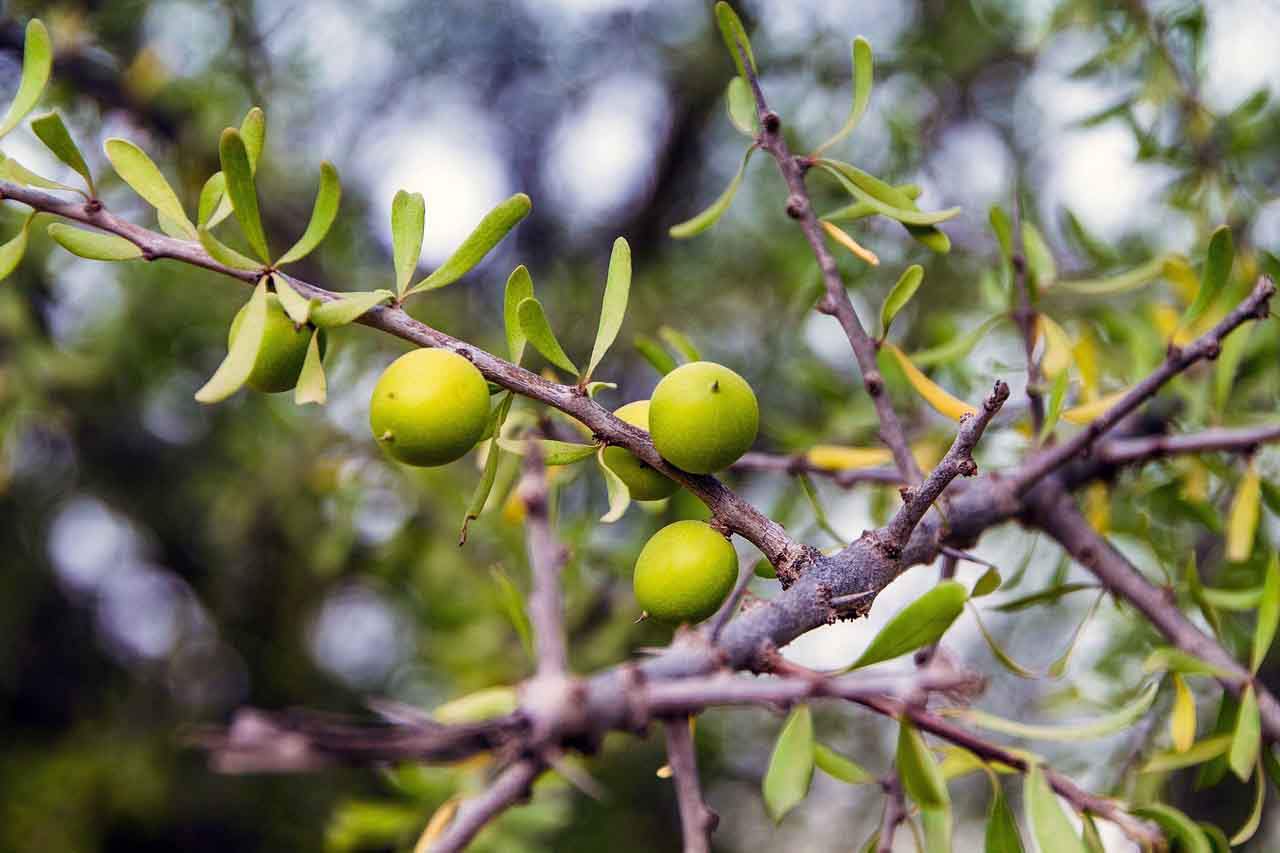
[762,111,780,133]
[785,194,806,219]
[83,198,103,215]
[863,370,884,396]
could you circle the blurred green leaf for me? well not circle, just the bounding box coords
[635,334,677,375]
[911,314,1006,368]
[1141,734,1231,773]
[847,581,967,670]
[517,296,578,376]
[585,237,631,381]
[1230,758,1265,845]
[819,160,960,225]
[969,604,1037,678]
[31,112,94,194]
[1252,554,1280,673]
[1131,804,1210,853]
[714,2,756,80]
[812,37,873,156]
[1180,225,1233,331]
[293,331,326,406]
[897,720,949,810]
[194,278,268,403]
[1054,255,1174,295]
[1038,368,1069,444]
[239,107,266,173]
[460,393,514,545]
[504,265,535,365]
[1023,763,1086,853]
[879,264,924,338]
[1021,222,1056,293]
[497,438,597,466]
[47,223,141,261]
[972,568,1002,598]
[989,205,1013,262]
[1228,684,1260,781]
[657,327,700,363]
[0,20,51,139]
[763,705,814,823]
[104,138,196,237]
[993,582,1096,612]
[277,162,341,265]
[411,193,531,293]
[725,76,757,136]
[218,128,270,262]
[669,146,754,238]
[957,681,1157,742]
[984,779,1024,853]
[491,567,534,661]
[813,743,874,785]
[198,172,226,227]
[797,473,847,547]
[1143,647,1235,680]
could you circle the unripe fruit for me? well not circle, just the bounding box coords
[229,293,325,393]
[369,349,490,467]
[602,400,678,501]
[649,361,758,474]
[633,519,738,624]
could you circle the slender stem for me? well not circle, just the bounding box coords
[428,759,541,853]
[1009,193,1045,435]
[874,774,906,853]
[1099,423,1280,465]
[518,444,569,677]
[663,717,717,853]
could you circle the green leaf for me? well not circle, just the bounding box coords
[634,334,678,375]
[595,448,630,523]
[47,223,141,261]
[104,138,196,237]
[957,681,1158,742]
[497,438,597,466]
[763,706,814,823]
[1265,745,1280,793]
[911,314,1006,367]
[1046,591,1105,678]
[823,182,922,222]
[813,743,875,785]
[1185,552,1223,639]
[432,686,518,724]
[491,566,534,661]
[198,172,226,227]
[657,326,700,363]
[31,112,93,194]
[198,226,263,271]
[0,20,52,139]
[0,153,81,193]
[194,278,269,403]
[906,222,952,254]
[989,205,1013,262]
[1226,462,1262,563]
[584,237,630,381]
[1180,225,1233,331]
[848,581,967,670]
[1197,694,1239,789]
[879,264,924,338]
[1200,821,1231,853]
[218,128,270,262]
[1054,255,1174,295]
[239,107,266,174]
[1228,684,1260,781]
[1021,221,1056,292]
[277,161,341,266]
[972,568,1002,598]
[1023,763,1086,853]
[390,190,425,297]
[503,265,534,365]
[1131,804,1211,853]
[1252,554,1280,673]
[293,331,326,406]
[1141,734,1232,773]
[460,393,514,545]
[0,211,34,282]
[897,720,949,810]
[1143,647,1236,680]
[921,805,953,853]
[813,37,874,155]
[819,160,960,226]
[984,781,1025,853]
[969,604,1038,679]
[714,2,756,80]
[725,76,757,136]
[1214,320,1252,410]
[411,193,531,294]
[669,146,754,238]
[1038,368,1070,444]
[1229,758,1265,845]
[309,290,394,328]
[517,296,578,376]
[273,276,312,326]
[993,582,1097,612]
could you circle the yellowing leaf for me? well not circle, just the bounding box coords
[1073,330,1099,402]
[883,343,976,421]
[1036,314,1073,379]
[1171,674,1196,753]
[1061,387,1129,425]
[1085,482,1109,534]
[805,445,892,471]
[1226,463,1261,563]
[414,797,460,853]
[821,220,879,266]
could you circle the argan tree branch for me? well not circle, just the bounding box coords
[428,759,542,853]
[1099,423,1280,465]
[1009,195,1045,435]
[518,444,570,677]
[662,717,717,853]
[874,774,906,853]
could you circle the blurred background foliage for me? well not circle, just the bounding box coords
[2,0,1280,849]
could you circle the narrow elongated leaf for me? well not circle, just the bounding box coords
[763,706,814,823]
[198,172,226,226]
[1131,804,1211,853]
[198,226,263,271]
[272,276,312,325]
[897,721,949,810]
[0,153,81,193]
[517,296,578,376]
[585,237,630,381]
[391,190,425,297]
[847,581,967,670]
[491,566,533,660]
[879,264,924,337]
[821,220,879,265]
[984,781,1025,853]
[1037,314,1073,379]
[104,138,196,237]
[195,279,269,403]
[277,161,341,265]
[1197,694,1239,789]
[31,112,94,193]
[725,76,757,135]
[819,160,961,226]
[813,743,874,784]
[657,326,700,363]
[596,449,630,523]
[1141,734,1232,773]
[813,38,874,156]
[412,193,532,293]
[0,20,51,139]
[994,582,1097,612]
[1228,684,1261,781]
[1061,387,1129,425]
[1226,462,1261,562]
[1180,225,1233,331]
[921,804,953,853]
[1200,585,1263,610]
[1055,254,1173,295]
[1046,591,1104,678]
[1214,321,1252,410]
[883,343,977,421]
[1185,552,1223,639]
[1038,368,1069,443]
[957,681,1158,742]
[1143,647,1236,679]
[1171,674,1196,752]
[432,686,518,724]
[805,445,892,471]
[1021,222,1056,291]
[1024,763,1087,853]
[912,314,1006,367]
[503,265,534,364]
[989,205,1013,262]
[460,394,514,545]
[798,473,847,547]
[47,223,141,261]
[415,797,460,853]
[823,182,922,222]
[309,290,394,328]
[1229,759,1265,845]
[670,147,754,238]
[219,128,270,262]
[714,1,756,79]
[497,438,597,466]
[635,334,677,375]
[969,604,1038,678]
[293,331,326,405]
[239,107,266,173]
[972,567,1002,597]
[1252,554,1280,673]
[0,211,34,282]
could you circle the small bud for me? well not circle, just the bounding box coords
[763,111,780,132]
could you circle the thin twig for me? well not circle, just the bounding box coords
[518,443,570,677]
[428,759,541,853]
[1099,423,1280,465]
[875,773,906,853]
[1009,192,1045,435]
[663,717,717,853]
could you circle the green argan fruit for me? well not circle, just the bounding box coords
[229,292,325,393]
[649,361,758,474]
[633,519,738,624]
[602,400,678,501]
[369,348,490,467]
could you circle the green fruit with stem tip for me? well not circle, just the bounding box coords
[649,361,758,474]
[633,519,738,624]
[369,348,491,467]
[602,400,678,501]
[229,292,326,393]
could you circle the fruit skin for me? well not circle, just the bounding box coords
[649,361,758,474]
[633,519,738,624]
[229,292,325,393]
[369,348,491,467]
[602,401,678,501]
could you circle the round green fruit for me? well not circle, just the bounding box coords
[369,348,491,467]
[228,292,324,393]
[602,401,678,501]
[633,519,738,624]
[649,361,758,474]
